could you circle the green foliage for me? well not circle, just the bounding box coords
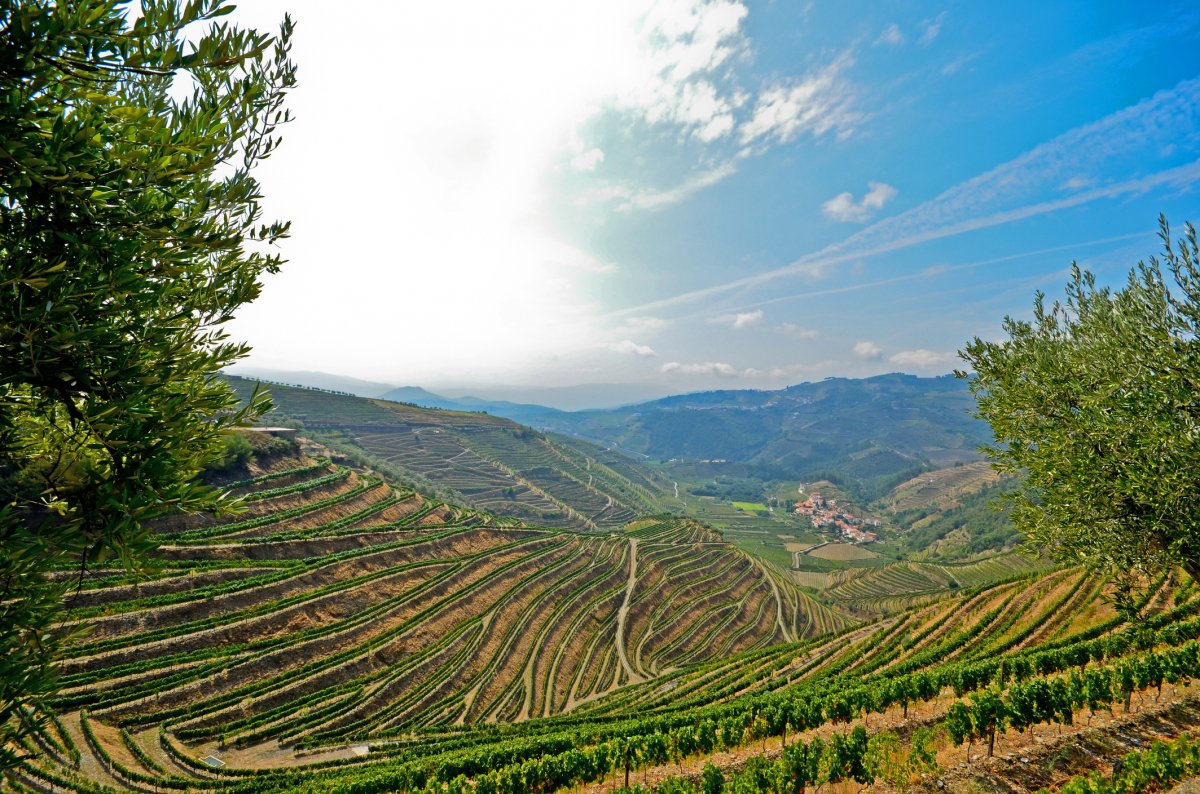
[1045,733,1200,794]
[892,482,1020,558]
[700,761,724,794]
[689,476,768,502]
[960,217,1200,585]
[206,433,254,474]
[0,0,294,768]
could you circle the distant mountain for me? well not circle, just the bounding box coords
[379,385,468,410]
[379,387,568,425]
[434,382,674,411]
[224,367,397,397]
[519,373,991,500]
[227,368,671,411]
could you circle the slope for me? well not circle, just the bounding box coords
[509,373,991,502]
[24,525,1199,793]
[27,433,850,793]
[223,375,671,531]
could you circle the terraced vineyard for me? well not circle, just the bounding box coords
[881,461,1002,513]
[11,436,1200,793]
[17,438,854,793]
[19,487,1199,794]
[820,552,1049,614]
[224,376,669,530]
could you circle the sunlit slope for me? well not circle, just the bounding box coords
[45,445,846,772]
[223,375,670,530]
[25,537,1198,793]
[819,551,1047,614]
[881,460,1002,513]
[576,565,1134,717]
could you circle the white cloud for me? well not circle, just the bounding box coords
[570,147,605,172]
[607,339,657,357]
[875,24,904,47]
[610,0,748,143]
[918,13,947,46]
[711,309,764,328]
[618,316,667,334]
[600,162,739,211]
[739,52,862,146]
[889,349,956,368]
[776,323,819,339]
[743,362,810,379]
[733,310,763,328]
[661,361,739,376]
[940,51,980,76]
[610,71,1200,325]
[1061,176,1094,191]
[568,6,872,212]
[822,181,897,222]
[853,341,882,360]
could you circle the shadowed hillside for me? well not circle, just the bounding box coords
[223,375,672,530]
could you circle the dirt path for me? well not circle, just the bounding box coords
[753,560,793,643]
[615,539,645,684]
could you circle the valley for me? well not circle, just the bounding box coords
[14,418,1199,794]
[9,6,1197,792]
[226,375,1026,602]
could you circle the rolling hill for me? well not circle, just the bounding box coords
[477,373,990,500]
[11,389,1198,794]
[18,434,857,791]
[223,376,672,531]
[21,440,1199,794]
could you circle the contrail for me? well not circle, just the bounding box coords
[606,75,1200,319]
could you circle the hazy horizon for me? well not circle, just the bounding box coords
[225,363,967,411]
[223,1,1200,391]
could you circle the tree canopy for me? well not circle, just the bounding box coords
[960,217,1200,586]
[0,0,294,764]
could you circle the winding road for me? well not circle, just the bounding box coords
[614,539,645,684]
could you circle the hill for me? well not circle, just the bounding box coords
[17,436,859,790]
[223,376,671,531]
[513,373,992,503]
[378,386,571,426]
[22,451,1199,794]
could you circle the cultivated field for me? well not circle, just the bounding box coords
[14,439,1200,794]
[806,542,880,561]
[882,460,1002,513]
[22,444,851,793]
[822,551,1048,614]
[224,376,671,530]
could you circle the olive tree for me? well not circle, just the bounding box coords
[959,217,1200,589]
[0,0,294,764]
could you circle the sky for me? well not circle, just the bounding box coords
[221,0,1200,404]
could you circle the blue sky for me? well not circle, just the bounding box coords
[226,0,1200,401]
